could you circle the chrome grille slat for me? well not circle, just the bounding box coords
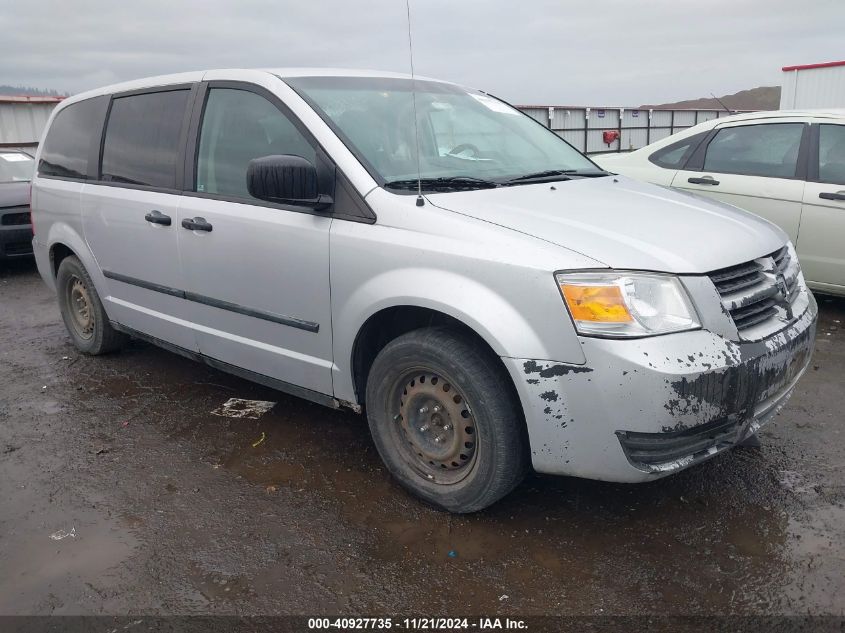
[710,260,762,285]
[721,283,780,312]
[731,298,778,329]
[715,270,766,295]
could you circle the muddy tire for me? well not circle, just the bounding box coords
[56,256,127,355]
[365,327,529,513]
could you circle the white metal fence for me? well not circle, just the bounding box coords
[516,105,752,154]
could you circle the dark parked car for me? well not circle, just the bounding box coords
[0,150,35,260]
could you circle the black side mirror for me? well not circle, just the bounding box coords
[246,155,333,210]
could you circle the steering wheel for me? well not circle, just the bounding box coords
[448,143,481,158]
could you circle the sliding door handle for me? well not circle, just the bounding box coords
[181,217,213,232]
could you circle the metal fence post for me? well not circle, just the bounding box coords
[584,107,590,153]
[617,108,624,152]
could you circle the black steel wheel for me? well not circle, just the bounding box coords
[393,368,478,484]
[56,255,127,355]
[366,327,529,513]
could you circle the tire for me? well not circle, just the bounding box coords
[365,327,529,513]
[56,255,127,355]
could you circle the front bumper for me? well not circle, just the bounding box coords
[503,293,817,482]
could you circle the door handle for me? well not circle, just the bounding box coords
[181,217,213,232]
[819,191,845,201]
[144,210,172,226]
[688,176,720,186]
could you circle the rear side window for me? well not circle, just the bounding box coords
[101,90,190,188]
[818,124,845,185]
[196,88,315,199]
[38,97,107,180]
[648,132,707,169]
[703,123,804,179]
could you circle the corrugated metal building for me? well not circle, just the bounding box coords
[0,96,63,153]
[780,60,845,109]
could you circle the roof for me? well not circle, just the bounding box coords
[782,60,845,72]
[59,68,448,109]
[716,108,845,122]
[264,67,426,80]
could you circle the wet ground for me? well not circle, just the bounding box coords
[1,258,844,617]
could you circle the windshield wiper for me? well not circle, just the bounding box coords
[505,170,574,184]
[385,176,500,190]
[567,169,611,178]
[506,168,610,184]
[384,176,500,192]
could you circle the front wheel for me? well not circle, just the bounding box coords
[56,255,127,355]
[365,327,529,513]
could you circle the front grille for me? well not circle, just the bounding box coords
[616,416,740,468]
[709,246,799,335]
[1,211,30,226]
[4,241,33,256]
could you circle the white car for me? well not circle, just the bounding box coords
[594,110,845,296]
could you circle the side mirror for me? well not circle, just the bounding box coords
[246,155,332,210]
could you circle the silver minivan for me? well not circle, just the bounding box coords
[31,69,817,512]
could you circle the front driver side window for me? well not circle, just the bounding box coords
[702,123,804,179]
[196,88,316,199]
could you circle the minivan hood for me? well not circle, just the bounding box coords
[425,176,786,273]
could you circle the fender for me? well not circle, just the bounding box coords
[331,266,587,404]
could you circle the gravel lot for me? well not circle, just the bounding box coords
[1,258,843,617]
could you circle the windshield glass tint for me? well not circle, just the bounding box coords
[0,152,35,182]
[285,76,599,188]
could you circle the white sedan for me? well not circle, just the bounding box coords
[593,110,845,296]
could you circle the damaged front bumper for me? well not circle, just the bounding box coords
[503,293,817,482]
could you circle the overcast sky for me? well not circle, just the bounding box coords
[2,0,843,105]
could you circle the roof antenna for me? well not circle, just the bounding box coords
[406,0,424,207]
[711,92,732,114]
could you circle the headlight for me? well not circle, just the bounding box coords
[556,272,700,338]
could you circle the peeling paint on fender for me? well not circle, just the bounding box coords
[523,360,593,377]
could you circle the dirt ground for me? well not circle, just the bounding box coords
[1,258,844,617]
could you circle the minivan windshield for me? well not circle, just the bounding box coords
[0,151,35,183]
[284,76,605,192]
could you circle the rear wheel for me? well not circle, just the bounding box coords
[365,327,528,513]
[56,256,127,354]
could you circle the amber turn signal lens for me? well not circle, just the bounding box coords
[560,284,633,323]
